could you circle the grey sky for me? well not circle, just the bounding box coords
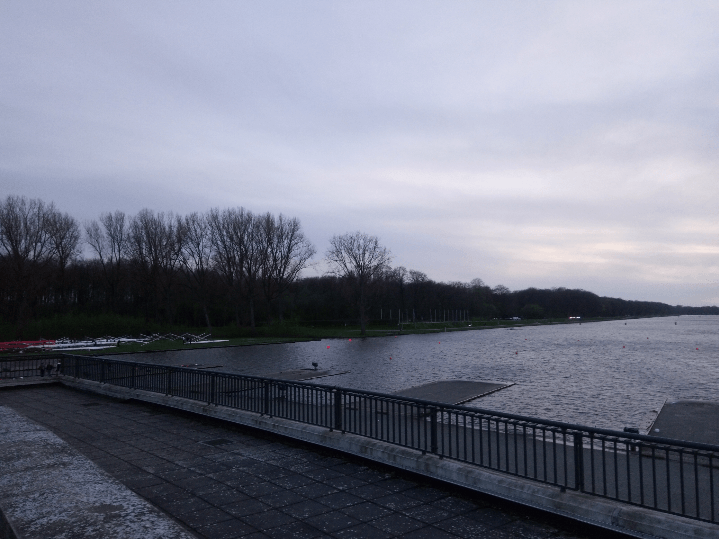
[2,1,718,306]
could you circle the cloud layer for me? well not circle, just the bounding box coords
[2,1,718,305]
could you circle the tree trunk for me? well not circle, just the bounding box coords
[249,297,256,335]
[359,294,367,336]
[203,303,212,330]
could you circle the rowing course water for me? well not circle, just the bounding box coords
[108,315,719,433]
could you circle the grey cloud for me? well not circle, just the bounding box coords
[1,1,718,305]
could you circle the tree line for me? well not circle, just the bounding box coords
[1,195,716,339]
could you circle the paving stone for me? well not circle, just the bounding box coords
[178,506,235,528]
[303,467,348,481]
[263,520,325,539]
[243,531,273,539]
[375,477,417,492]
[240,480,284,497]
[332,522,394,538]
[329,462,366,475]
[369,513,425,535]
[292,481,338,498]
[340,501,392,522]
[483,519,558,538]
[242,508,298,530]
[316,491,364,509]
[143,482,188,501]
[347,483,392,500]
[403,485,448,503]
[172,475,221,493]
[281,499,332,519]
[161,495,214,515]
[223,498,271,518]
[217,471,263,488]
[269,473,317,489]
[435,514,493,536]
[373,492,424,511]
[433,495,481,514]
[258,489,307,508]
[158,467,203,483]
[401,503,454,524]
[400,525,461,539]
[304,510,362,533]
[122,473,166,490]
[199,486,249,506]
[464,507,514,528]
[349,468,392,483]
[325,474,370,491]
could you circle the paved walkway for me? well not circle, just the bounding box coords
[0,385,622,539]
[0,405,194,539]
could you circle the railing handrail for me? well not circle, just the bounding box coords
[53,353,719,453]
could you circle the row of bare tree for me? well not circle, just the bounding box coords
[0,196,81,325]
[85,207,316,329]
[0,196,315,332]
[2,195,697,338]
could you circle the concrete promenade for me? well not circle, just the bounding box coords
[0,384,614,539]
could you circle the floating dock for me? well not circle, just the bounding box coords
[648,399,719,445]
[392,379,514,405]
[262,369,350,382]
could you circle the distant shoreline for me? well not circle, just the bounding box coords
[1,313,694,358]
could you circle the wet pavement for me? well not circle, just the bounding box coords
[0,384,624,538]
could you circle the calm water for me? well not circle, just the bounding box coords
[113,316,719,432]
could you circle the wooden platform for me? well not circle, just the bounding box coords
[262,369,350,382]
[648,400,719,446]
[392,380,514,405]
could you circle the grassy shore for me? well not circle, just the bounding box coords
[0,315,642,358]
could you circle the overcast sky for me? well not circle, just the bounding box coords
[2,1,718,306]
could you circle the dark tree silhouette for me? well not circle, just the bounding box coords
[326,231,391,336]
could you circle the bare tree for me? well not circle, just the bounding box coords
[85,211,129,312]
[407,269,429,321]
[177,212,214,329]
[128,209,181,322]
[242,212,267,333]
[208,207,250,327]
[326,231,391,336]
[0,195,55,329]
[390,266,408,324]
[260,213,315,322]
[47,209,81,308]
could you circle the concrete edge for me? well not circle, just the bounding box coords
[0,378,60,389]
[60,378,718,539]
[0,504,19,539]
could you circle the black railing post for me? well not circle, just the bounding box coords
[209,373,216,405]
[263,381,271,416]
[166,367,172,396]
[334,388,343,431]
[74,357,79,379]
[430,406,438,454]
[100,359,105,384]
[574,432,585,491]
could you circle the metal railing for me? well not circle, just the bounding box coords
[4,353,718,524]
[0,355,63,380]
